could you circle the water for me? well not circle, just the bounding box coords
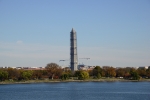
[0,82,150,100]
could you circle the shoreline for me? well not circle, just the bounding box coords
[1,78,150,84]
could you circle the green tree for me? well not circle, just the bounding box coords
[22,71,33,80]
[74,71,80,77]
[93,66,102,79]
[78,71,89,80]
[130,71,140,80]
[97,73,101,79]
[0,70,8,81]
[61,72,69,80]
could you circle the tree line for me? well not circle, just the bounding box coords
[0,63,150,81]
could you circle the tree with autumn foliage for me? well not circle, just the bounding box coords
[116,68,125,77]
[45,63,63,79]
[146,69,150,78]
[7,68,20,80]
[137,68,146,78]
[32,70,43,79]
[103,67,116,77]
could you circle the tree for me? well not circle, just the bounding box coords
[137,68,146,78]
[32,70,43,79]
[101,69,106,77]
[46,63,59,69]
[7,68,20,80]
[76,71,89,80]
[21,71,33,80]
[122,67,136,79]
[116,68,125,77]
[97,73,101,79]
[45,63,62,79]
[74,71,80,77]
[93,66,102,78]
[0,70,8,81]
[104,67,116,77]
[61,72,69,80]
[146,69,150,78]
[130,71,140,80]
[88,70,93,76]
[80,71,89,80]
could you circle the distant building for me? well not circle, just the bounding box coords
[103,66,111,69]
[138,66,148,70]
[78,64,88,70]
[78,64,95,70]
[63,67,71,71]
[88,66,95,70]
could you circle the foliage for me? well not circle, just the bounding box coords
[45,63,63,79]
[45,63,60,69]
[0,70,8,81]
[75,71,89,80]
[93,66,102,79]
[97,73,101,79]
[130,71,140,80]
[146,69,150,78]
[116,68,125,77]
[61,73,69,80]
[21,71,33,80]
[32,70,43,79]
[7,68,20,80]
[103,67,116,77]
[137,68,146,78]
[0,63,150,81]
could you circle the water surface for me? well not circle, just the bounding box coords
[0,82,150,100]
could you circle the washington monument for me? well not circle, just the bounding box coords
[70,28,78,71]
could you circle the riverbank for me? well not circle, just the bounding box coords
[1,78,150,84]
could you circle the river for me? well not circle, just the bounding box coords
[0,82,150,100]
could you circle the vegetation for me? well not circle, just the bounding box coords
[0,70,8,81]
[21,71,33,80]
[93,66,102,79]
[61,72,69,80]
[0,63,150,83]
[75,70,89,80]
[45,63,62,79]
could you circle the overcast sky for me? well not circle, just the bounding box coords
[0,0,150,67]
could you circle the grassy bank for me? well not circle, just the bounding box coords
[1,78,150,84]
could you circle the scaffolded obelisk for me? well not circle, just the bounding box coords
[70,28,78,71]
